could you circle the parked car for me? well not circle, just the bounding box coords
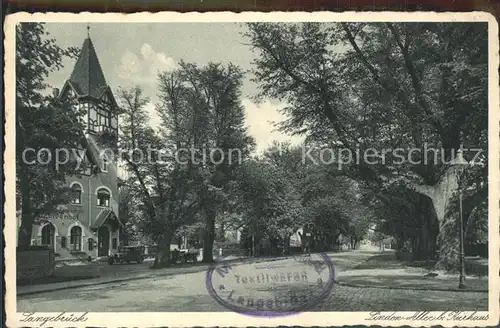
[108,246,145,265]
[171,248,199,264]
[180,248,199,263]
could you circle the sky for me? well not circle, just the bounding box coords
[44,22,303,154]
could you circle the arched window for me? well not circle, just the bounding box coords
[70,182,83,204]
[41,223,55,247]
[97,188,110,207]
[102,156,108,172]
[70,226,82,251]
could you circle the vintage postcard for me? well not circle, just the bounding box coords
[4,11,500,327]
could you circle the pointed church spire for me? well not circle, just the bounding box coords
[68,32,108,99]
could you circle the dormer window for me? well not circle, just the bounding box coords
[97,188,110,207]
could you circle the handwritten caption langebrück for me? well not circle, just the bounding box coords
[20,312,88,327]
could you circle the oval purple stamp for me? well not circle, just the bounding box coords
[206,253,335,316]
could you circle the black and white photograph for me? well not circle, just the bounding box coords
[5,12,499,327]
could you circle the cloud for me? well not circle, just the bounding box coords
[242,99,304,154]
[117,43,177,84]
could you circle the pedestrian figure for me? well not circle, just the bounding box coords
[304,240,311,256]
[171,248,180,264]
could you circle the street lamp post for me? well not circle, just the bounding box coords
[458,185,466,289]
[305,232,311,255]
[251,229,255,257]
[250,217,255,258]
[451,149,469,289]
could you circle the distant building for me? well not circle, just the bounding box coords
[26,33,123,260]
[289,229,302,248]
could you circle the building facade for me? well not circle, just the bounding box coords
[28,34,123,260]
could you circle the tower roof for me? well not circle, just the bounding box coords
[68,37,109,98]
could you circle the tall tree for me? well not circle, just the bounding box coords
[245,22,488,267]
[117,177,154,246]
[299,152,370,251]
[118,85,199,268]
[175,62,254,262]
[233,156,304,256]
[16,23,83,247]
[232,142,369,255]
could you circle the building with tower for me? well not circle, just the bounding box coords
[28,30,123,260]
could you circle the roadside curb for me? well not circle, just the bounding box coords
[17,256,291,297]
[17,274,156,297]
[332,252,488,293]
[334,280,488,293]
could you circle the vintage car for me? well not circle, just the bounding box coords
[108,246,145,265]
[170,248,199,264]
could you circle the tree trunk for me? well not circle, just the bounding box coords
[18,170,33,247]
[409,198,438,262]
[421,204,439,261]
[435,210,461,270]
[152,231,173,269]
[413,166,460,227]
[413,165,462,268]
[410,236,419,260]
[395,238,405,251]
[202,207,215,263]
[419,225,430,260]
[283,235,290,255]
